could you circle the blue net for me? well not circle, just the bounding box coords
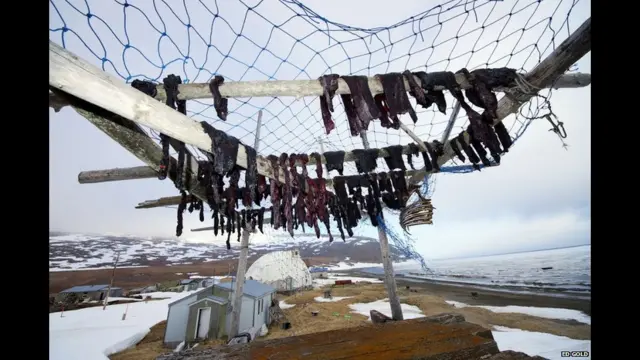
[50,0,587,269]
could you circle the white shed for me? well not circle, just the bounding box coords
[245,250,313,292]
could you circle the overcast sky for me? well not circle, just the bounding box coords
[49,0,590,260]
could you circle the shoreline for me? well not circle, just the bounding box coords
[343,269,591,316]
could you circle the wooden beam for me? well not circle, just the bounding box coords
[408,17,591,185]
[229,110,263,339]
[50,72,590,113]
[358,129,403,321]
[78,166,157,184]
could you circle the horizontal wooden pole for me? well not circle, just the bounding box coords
[49,73,589,112]
[78,166,158,184]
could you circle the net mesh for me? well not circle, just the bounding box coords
[49,0,585,271]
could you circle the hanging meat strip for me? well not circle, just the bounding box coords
[390,170,410,206]
[267,155,281,229]
[208,75,229,121]
[323,151,346,175]
[368,173,384,218]
[340,76,381,131]
[226,166,241,216]
[403,70,431,109]
[311,152,329,239]
[457,132,481,171]
[318,74,340,135]
[375,72,417,123]
[460,68,517,122]
[383,145,406,171]
[279,153,295,237]
[213,207,219,236]
[244,145,258,207]
[200,122,240,175]
[467,126,496,166]
[493,122,513,152]
[176,191,187,237]
[449,138,466,162]
[423,142,441,172]
[373,94,396,129]
[406,143,420,170]
[352,149,379,174]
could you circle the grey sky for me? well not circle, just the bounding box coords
[49,0,590,260]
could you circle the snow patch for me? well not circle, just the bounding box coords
[348,299,425,320]
[314,296,353,303]
[492,326,591,360]
[446,301,591,325]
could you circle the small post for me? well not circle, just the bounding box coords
[229,110,263,339]
[359,131,404,321]
[103,251,120,310]
[122,304,129,320]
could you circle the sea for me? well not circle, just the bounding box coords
[358,245,591,299]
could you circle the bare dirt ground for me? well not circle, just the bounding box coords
[49,257,334,293]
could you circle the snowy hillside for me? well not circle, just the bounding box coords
[49,231,407,271]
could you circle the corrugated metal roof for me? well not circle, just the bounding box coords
[215,279,276,298]
[309,267,329,273]
[179,279,198,285]
[61,285,122,293]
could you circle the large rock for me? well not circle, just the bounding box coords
[370,309,393,324]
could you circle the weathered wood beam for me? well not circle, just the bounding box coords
[408,17,591,185]
[78,166,158,184]
[50,72,590,113]
[49,89,201,192]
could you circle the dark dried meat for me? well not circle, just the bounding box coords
[457,132,481,170]
[375,73,417,123]
[279,153,294,237]
[493,122,512,152]
[208,75,229,121]
[244,145,258,207]
[449,138,466,162]
[200,121,240,175]
[340,75,380,131]
[352,149,379,174]
[318,74,339,135]
[382,145,406,171]
[323,151,345,175]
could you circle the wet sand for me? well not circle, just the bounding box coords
[345,270,591,316]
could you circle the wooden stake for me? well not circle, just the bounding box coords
[358,130,403,321]
[229,110,262,339]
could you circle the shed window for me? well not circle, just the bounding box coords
[257,298,263,314]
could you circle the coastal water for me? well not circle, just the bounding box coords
[359,245,591,297]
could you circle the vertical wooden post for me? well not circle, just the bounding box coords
[103,251,120,310]
[229,110,263,338]
[359,131,404,321]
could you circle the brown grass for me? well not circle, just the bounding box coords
[109,321,225,360]
[269,283,590,341]
[49,257,335,293]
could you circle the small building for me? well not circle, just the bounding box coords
[163,279,276,347]
[57,285,123,302]
[309,266,330,279]
[179,279,200,292]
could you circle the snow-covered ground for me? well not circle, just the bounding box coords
[349,299,425,320]
[492,326,591,360]
[446,300,591,325]
[314,296,353,302]
[313,274,383,288]
[49,291,194,360]
[279,300,295,309]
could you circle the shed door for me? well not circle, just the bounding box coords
[196,307,212,339]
